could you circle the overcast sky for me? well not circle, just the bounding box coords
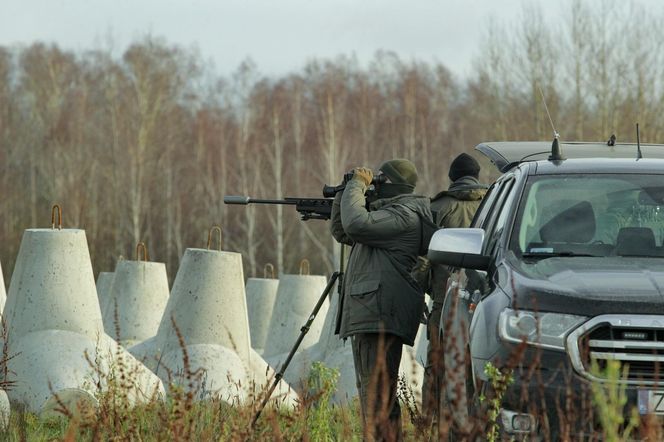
[0,0,661,79]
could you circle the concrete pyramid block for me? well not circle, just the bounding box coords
[152,345,298,407]
[414,322,428,368]
[265,345,321,393]
[320,344,356,404]
[400,324,426,404]
[9,330,164,417]
[0,261,6,316]
[0,390,8,429]
[139,245,298,405]
[414,294,433,368]
[128,335,161,372]
[263,271,329,358]
[157,248,251,363]
[245,269,279,354]
[311,289,358,403]
[96,271,115,319]
[156,344,247,404]
[266,281,339,392]
[4,226,164,415]
[247,348,299,407]
[4,229,104,342]
[103,258,169,347]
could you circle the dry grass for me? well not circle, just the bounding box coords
[2,347,664,441]
[3,293,664,441]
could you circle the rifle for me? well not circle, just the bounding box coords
[223,196,333,221]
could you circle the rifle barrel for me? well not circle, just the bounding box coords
[223,196,297,205]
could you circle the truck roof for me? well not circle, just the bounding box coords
[527,157,664,175]
[476,141,664,172]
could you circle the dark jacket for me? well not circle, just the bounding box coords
[330,178,433,346]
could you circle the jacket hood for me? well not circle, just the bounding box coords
[432,176,487,202]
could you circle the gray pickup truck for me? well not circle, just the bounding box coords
[429,139,664,439]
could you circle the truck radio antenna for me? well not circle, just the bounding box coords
[539,86,564,161]
[539,86,559,140]
[636,123,643,159]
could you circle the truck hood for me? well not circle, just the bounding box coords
[503,256,664,315]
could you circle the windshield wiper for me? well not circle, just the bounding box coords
[522,251,598,260]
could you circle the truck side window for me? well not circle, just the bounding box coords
[471,182,500,228]
[482,178,516,255]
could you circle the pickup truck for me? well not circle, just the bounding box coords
[429,139,664,439]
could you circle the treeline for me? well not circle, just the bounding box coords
[1,0,663,281]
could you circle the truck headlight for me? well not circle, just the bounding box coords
[498,308,587,351]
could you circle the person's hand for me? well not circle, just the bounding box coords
[352,167,373,186]
[415,256,431,272]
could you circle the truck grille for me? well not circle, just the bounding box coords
[567,315,664,385]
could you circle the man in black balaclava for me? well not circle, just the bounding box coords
[414,152,488,426]
[330,159,433,441]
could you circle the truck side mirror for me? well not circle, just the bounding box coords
[427,228,490,271]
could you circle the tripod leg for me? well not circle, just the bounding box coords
[251,271,340,428]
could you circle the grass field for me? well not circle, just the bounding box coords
[2,357,663,441]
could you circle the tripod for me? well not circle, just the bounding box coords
[250,245,346,428]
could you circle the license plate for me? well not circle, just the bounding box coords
[638,390,664,415]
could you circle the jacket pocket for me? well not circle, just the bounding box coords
[347,279,381,326]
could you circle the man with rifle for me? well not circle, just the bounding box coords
[330,159,433,441]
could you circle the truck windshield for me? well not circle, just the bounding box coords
[511,174,664,258]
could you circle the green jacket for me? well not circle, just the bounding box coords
[431,176,487,228]
[417,175,487,318]
[330,178,433,346]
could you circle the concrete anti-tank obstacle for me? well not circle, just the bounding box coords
[315,288,355,402]
[4,206,164,416]
[247,348,299,406]
[274,276,340,392]
[414,294,433,367]
[399,324,426,404]
[157,344,247,403]
[0,261,6,316]
[153,238,253,402]
[103,243,169,347]
[0,390,8,430]
[96,271,115,317]
[11,330,164,418]
[245,263,279,354]
[283,287,357,402]
[128,335,160,372]
[157,240,252,364]
[4,229,105,341]
[136,227,297,406]
[153,345,298,406]
[263,260,329,359]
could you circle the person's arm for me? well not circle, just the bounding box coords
[341,173,412,247]
[330,191,354,246]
